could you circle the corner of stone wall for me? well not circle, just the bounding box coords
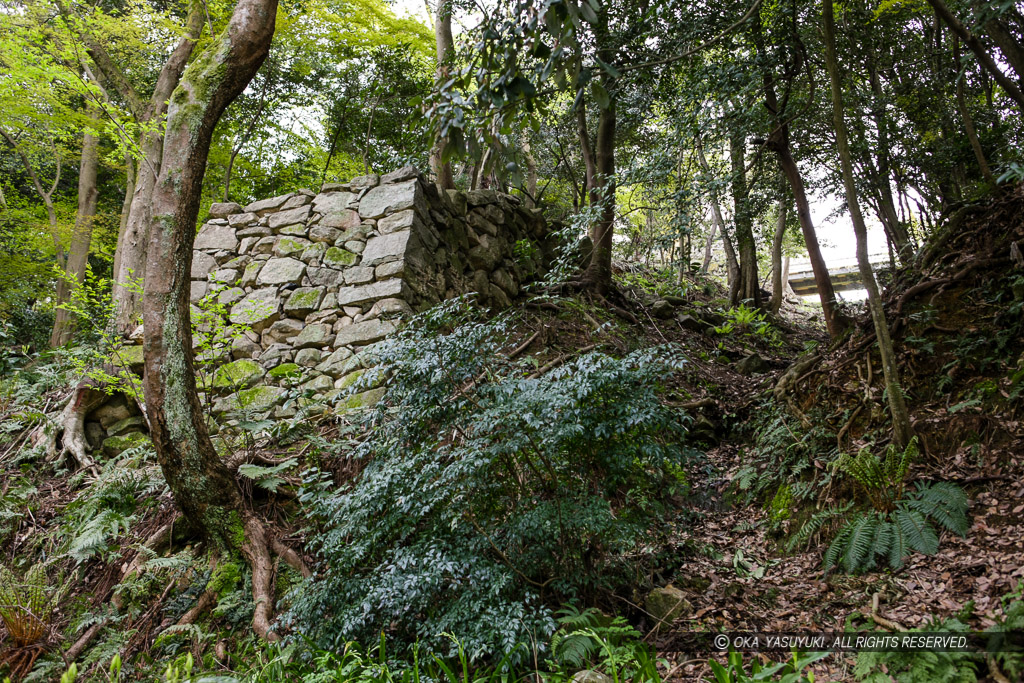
[186,166,550,415]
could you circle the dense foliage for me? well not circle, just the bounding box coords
[286,299,693,662]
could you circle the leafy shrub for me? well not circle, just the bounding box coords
[286,298,693,664]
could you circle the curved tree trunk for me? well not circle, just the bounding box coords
[925,0,1024,112]
[823,0,913,448]
[51,111,101,347]
[142,0,283,640]
[582,99,616,292]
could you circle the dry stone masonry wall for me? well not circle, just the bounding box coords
[190,166,551,415]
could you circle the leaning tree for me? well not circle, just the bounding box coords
[139,0,307,639]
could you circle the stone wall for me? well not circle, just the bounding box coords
[188,166,551,415]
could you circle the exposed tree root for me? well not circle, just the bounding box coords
[773,354,822,427]
[31,383,106,473]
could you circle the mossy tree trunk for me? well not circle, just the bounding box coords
[141,0,283,639]
[823,0,913,448]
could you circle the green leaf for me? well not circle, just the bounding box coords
[591,81,610,109]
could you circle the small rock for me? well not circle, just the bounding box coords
[646,585,692,628]
[651,300,674,319]
[572,671,613,683]
[735,353,770,376]
[677,314,708,334]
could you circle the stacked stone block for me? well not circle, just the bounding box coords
[189,166,550,414]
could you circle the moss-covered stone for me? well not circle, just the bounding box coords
[101,432,151,458]
[335,387,385,410]
[107,415,147,437]
[113,345,145,371]
[284,287,324,315]
[268,362,302,379]
[323,246,357,268]
[235,385,285,412]
[213,359,265,389]
[335,369,363,390]
[645,585,692,628]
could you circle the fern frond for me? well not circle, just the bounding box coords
[843,513,881,573]
[905,481,969,536]
[787,502,853,552]
[893,507,939,558]
[824,518,855,572]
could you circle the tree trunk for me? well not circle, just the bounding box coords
[728,129,760,308]
[755,46,848,335]
[823,0,913,448]
[925,0,1024,111]
[523,139,538,207]
[0,127,65,280]
[866,55,911,257]
[983,18,1024,88]
[582,99,616,292]
[700,215,718,274]
[953,38,996,188]
[50,113,100,347]
[695,136,738,289]
[142,0,285,640]
[769,184,788,314]
[774,144,848,336]
[104,7,204,337]
[429,0,455,191]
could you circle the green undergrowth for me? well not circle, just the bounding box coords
[284,296,699,665]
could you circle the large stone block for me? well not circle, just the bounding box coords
[309,225,342,243]
[245,193,292,214]
[361,230,412,266]
[380,165,419,184]
[334,319,397,347]
[358,180,427,219]
[293,323,333,349]
[229,211,259,226]
[274,236,311,258]
[335,279,408,306]
[195,223,238,251]
[284,287,325,316]
[229,288,280,332]
[191,251,218,279]
[263,318,304,344]
[321,209,361,230]
[268,205,311,229]
[209,201,242,218]
[312,191,356,214]
[323,247,358,269]
[344,266,375,285]
[257,257,306,285]
[378,209,422,235]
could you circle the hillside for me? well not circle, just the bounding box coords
[1,186,1023,682]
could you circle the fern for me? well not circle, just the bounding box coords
[67,509,134,564]
[787,502,853,552]
[824,483,966,573]
[904,481,969,536]
[835,438,918,511]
